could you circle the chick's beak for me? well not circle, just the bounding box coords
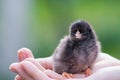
[75,30,82,39]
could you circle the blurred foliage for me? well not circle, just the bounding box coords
[26,0,120,59]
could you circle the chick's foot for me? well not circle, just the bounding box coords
[85,68,92,77]
[62,72,74,79]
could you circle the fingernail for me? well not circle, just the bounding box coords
[9,63,18,73]
[17,48,34,61]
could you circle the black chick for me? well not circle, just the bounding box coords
[53,20,101,77]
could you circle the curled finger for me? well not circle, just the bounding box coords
[20,61,51,80]
[14,75,22,80]
[18,48,34,61]
[9,63,32,80]
[24,58,45,71]
[44,69,66,80]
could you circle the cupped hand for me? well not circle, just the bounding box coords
[10,48,66,80]
[9,48,120,80]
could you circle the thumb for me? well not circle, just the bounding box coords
[17,48,34,61]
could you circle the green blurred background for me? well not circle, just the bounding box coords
[0,0,120,80]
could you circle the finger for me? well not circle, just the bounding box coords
[44,69,65,80]
[17,48,34,61]
[9,63,32,80]
[24,58,45,71]
[36,56,53,70]
[73,73,85,78]
[20,61,51,80]
[14,75,22,80]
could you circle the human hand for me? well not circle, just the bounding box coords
[10,48,66,80]
[9,48,120,80]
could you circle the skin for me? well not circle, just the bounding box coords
[9,48,120,80]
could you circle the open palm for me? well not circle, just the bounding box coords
[9,48,120,80]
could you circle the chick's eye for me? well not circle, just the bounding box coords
[79,29,82,33]
[72,29,77,34]
[79,28,84,33]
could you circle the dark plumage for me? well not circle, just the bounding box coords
[53,20,101,75]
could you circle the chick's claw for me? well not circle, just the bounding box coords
[85,68,92,77]
[62,72,74,79]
